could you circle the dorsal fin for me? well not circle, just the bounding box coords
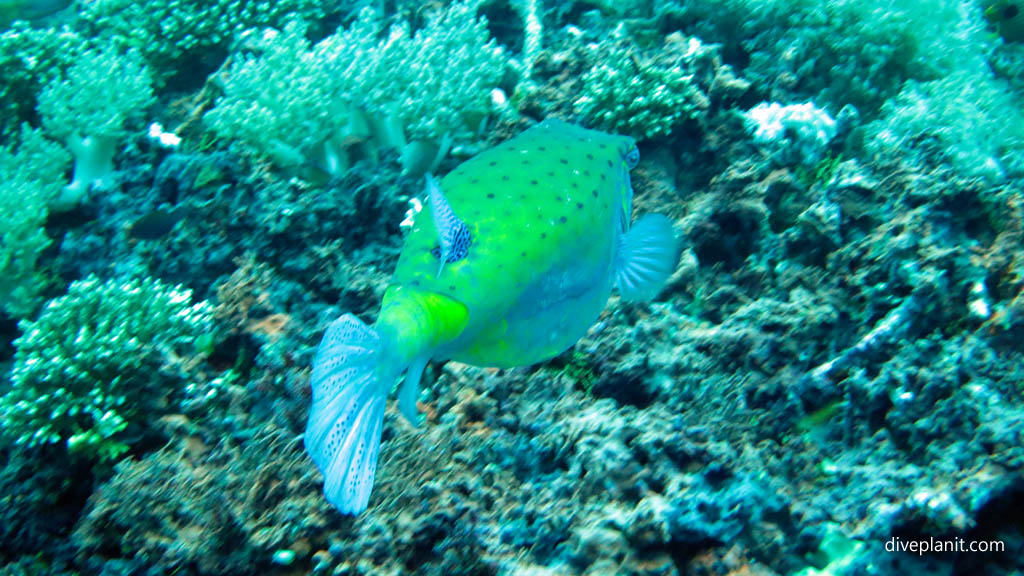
[426,174,471,277]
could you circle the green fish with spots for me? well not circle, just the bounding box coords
[305,119,680,514]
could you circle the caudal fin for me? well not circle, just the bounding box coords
[305,314,387,514]
[615,214,680,302]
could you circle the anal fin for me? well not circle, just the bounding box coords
[398,355,429,426]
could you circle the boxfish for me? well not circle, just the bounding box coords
[305,119,680,513]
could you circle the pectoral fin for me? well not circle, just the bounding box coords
[614,214,680,302]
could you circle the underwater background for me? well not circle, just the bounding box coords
[1,0,1023,574]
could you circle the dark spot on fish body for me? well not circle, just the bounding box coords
[489,161,497,166]
[606,160,612,167]
[586,153,594,160]
[577,202,584,210]
[592,189,599,197]
[487,193,495,198]
[530,180,538,186]
[559,158,568,164]
[502,175,510,181]
[560,216,567,224]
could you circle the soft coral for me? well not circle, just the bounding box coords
[37,46,154,210]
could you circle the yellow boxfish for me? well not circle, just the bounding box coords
[305,119,680,513]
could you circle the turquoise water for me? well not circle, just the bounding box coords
[0,0,1022,574]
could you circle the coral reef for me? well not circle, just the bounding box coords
[72,423,335,574]
[866,68,1024,181]
[0,0,1022,574]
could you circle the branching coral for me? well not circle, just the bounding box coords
[0,22,85,139]
[0,126,70,318]
[1,275,213,462]
[573,38,707,140]
[744,101,838,165]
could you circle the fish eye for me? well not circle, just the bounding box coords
[624,146,640,169]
